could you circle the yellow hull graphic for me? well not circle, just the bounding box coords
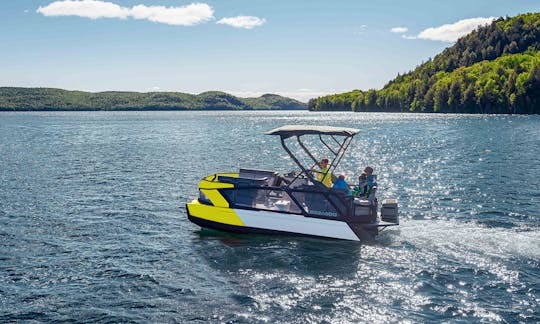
[186,200,245,227]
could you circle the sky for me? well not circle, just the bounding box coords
[1,1,539,102]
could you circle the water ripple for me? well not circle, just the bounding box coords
[0,111,538,322]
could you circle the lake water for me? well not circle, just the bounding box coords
[1,111,539,322]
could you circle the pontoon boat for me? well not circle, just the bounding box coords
[186,125,399,242]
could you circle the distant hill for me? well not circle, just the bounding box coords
[0,88,307,111]
[309,13,540,114]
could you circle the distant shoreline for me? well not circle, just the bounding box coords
[0,107,308,112]
[0,87,308,111]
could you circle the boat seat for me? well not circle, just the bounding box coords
[353,198,375,219]
[217,175,267,187]
[239,168,279,186]
[354,198,372,206]
[282,175,308,189]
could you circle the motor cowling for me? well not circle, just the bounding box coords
[381,199,399,224]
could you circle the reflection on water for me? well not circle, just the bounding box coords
[194,229,362,275]
[0,111,538,322]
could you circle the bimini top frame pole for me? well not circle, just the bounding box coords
[266,125,360,186]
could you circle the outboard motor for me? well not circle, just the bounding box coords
[381,199,399,224]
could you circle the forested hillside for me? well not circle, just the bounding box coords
[309,13,540,114]
[0,88,306,111]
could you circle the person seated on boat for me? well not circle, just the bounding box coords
[355,166,377,198]
[353,173,368,196]
[364,166,377,187]
[332,174,351,194]
[314,158,333,187]
[363,166,378,197]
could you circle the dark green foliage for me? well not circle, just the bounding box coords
[0,89,307,111]
[243,93,307,110]
[309,13,540,114]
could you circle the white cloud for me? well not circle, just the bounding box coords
[390,27,408,33]
[217,16,265,29]
[130,3,213,26]
[401,34,417,40]
[37,0,214,26]
[417,17,496,42]
[37,0,130,19]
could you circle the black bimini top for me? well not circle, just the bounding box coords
[266,125,360,138]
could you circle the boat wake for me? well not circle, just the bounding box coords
[393,219,540,260]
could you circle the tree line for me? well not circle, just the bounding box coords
[309,13,540,114]
[0,89,307,111]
